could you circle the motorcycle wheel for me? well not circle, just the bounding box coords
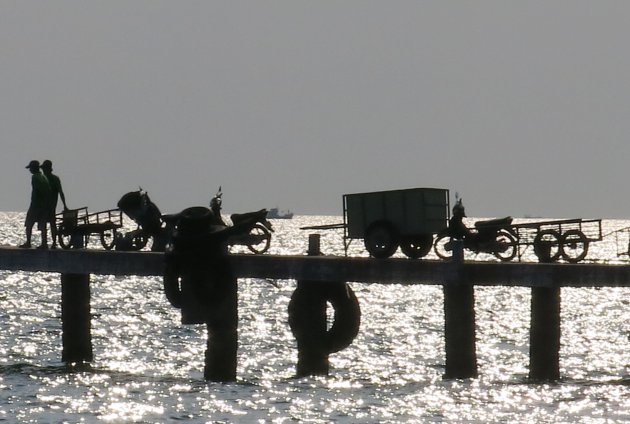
[433,233,453,260]
[130,233,149,250]
[494,229,517,262]
[246,223,271,254]
[400,234,433,259]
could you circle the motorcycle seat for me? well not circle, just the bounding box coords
[230,209,268,225]
[474,216,513,228]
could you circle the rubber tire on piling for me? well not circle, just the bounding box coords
[288,282,361,354]
[163,262,182,308]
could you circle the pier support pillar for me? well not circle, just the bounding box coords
[292,234,328,376]
[443,241,478,379]
[204,276,238,382]
[291,280,330,376]
[529,286,561,381]
[61,273,93,363]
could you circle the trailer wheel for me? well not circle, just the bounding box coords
[364,223,399,258]
[433,233,453,260]
[59,233,87,249]
[100,228,117,250]
[400,234,433,259]
[561,229,589,263]
[533,230,562,262]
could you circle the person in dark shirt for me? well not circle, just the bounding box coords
[449,198,471,240]
[41,160,68,249]
[20,160,52,248]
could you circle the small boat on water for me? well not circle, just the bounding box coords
[268,207,294,219]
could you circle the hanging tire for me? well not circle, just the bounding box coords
[561,229,589,263]
[163,262,182,308]
[400,234,433,259]
[533,230,562,262]
[494,229,517,262]
[364,222,399,258]
[246,223,271,254]
[288,282,361,355]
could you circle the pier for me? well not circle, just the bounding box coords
[0,243,629,381]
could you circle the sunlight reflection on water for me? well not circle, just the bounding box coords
[0,213,628,422]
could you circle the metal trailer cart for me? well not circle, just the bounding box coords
[56,207,123,250]
[301,188,450,258]
[331,187,449,258]
[511,218,602,263]
[608,226,630,259]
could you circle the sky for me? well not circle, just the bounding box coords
[2,1,630,218]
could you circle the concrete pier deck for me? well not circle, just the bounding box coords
[0,245,629,288]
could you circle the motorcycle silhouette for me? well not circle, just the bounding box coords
[116,188,169,251]
[433,198,517,261]
[209,187,274,254]
[115,187,273,254]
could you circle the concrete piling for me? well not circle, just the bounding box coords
[61,273,93,363]
[529,287,561,380]
[0,244,627,381]
[443,241,478,379]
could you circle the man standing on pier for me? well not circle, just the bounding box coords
[41,160,68,249]
[20,160,52,249]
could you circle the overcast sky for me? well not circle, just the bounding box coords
[2,1,630,218]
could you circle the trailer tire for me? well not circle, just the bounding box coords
[561,229,589,263]
[400,234,433,259]
[364,222,399,258]
[533,230,562,262]
[100,227,117,250]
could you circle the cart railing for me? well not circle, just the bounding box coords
[511,218,602,263]
[85,208,123,227]
[57,207,89,230]
[513,218,603,246]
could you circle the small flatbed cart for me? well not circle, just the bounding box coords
[512,218,602,263]
[56,207,123,250]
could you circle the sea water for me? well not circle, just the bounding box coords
[0,213,629,423]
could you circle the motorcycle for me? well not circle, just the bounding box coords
[209,187,274,254]
[116,188,170,251]
[433,201,517,261]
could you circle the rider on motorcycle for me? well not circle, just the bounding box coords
[449,198,471,240]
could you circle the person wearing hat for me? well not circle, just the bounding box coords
[20,160,52,248]
[449,197,471,240]
[41,160,68,248]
